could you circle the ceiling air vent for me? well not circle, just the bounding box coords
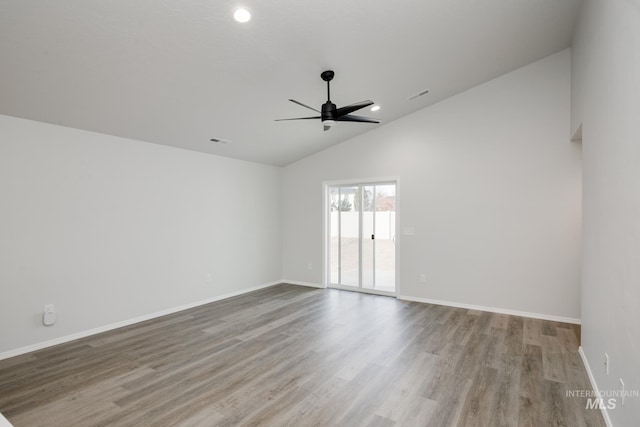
[408,89,430,100]
[209,137,231,144]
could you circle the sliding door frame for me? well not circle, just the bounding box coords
[322,177,400,297]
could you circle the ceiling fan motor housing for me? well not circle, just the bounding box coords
[321,101,337,122]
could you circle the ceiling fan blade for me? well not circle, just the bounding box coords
[289,99,320,113]
[334,100,374,118]
[275,116,321,121]
[335,114,380,124]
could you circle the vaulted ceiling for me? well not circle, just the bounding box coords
[0,0,582,166]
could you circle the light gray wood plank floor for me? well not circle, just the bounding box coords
[0,284,606,426]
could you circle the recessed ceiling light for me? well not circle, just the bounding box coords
[233,8,251,23]
[370,105,381,112]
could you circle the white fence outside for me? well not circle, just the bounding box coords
[329,211,396,240]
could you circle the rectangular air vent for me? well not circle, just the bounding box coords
[408,89,430,100]
[209,137,231,144]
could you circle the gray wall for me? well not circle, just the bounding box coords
[0,115,282,356]
[572,0,640,424]
[282,50,582,321]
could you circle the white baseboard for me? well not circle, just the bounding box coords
[282,280,326,289]
[0,280,281,361]
[2,281,579,361]
[279,283,580,324]
[578,346,613,427]
[397,294,581,324]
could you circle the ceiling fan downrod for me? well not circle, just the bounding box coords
[321,70,335,102]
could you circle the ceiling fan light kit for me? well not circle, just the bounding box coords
[276,70,380,131]
[322,120,336,131]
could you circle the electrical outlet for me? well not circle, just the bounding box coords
[43,304,56,326]
[419,274,426,283]
[307,263,313,270]
[605,353,609,375]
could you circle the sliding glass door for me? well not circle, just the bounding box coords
[328,182,396,295]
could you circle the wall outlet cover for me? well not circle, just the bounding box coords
[43,309,56,326]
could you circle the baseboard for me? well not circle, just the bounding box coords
[0,280,281,361]
[278,284,580,324]
[578,346,613,427]
[397,294,581,325]
[4,282,578,360]
[282,280,326,289]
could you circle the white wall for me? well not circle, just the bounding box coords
[572,0,640,424]
[0,115,281,356]
[283,49,582,321]
[0,412,11,427]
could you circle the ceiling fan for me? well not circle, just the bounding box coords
[276,70,380,131]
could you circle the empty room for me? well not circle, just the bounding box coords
[1,0,638,426]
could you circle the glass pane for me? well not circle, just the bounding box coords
[339,186,359,286]
[329,187,340,284]
[374,184,396,291]
[362,186,375,289]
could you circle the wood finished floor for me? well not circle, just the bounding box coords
[0,284,605,427]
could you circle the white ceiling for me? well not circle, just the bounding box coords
[0,0,581,166]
